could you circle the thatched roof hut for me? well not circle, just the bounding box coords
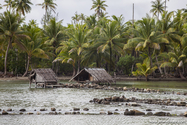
[29,68,58,88]
[69,68,114,84]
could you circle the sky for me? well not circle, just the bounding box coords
[0,0,187,26]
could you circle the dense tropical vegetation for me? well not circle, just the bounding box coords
[0,0,187,80]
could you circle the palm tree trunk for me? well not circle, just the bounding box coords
[73,66,76,76]
[77,59,80,74]
[148,47,156,77]
[23,56,30,77]
[155,53,163,74]
[178,67,186,79]
[148,47,153,68]
[146,75,148,81]
[4,38,12,75]
[109,47,112,73]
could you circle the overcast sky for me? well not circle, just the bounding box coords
[1,0,187,26]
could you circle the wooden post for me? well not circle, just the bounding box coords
[35,82,37,88]
[44,82,46,88]
[29,81,31,88]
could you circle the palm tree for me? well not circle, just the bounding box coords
[150,0,165,19]
[18,26,49,76]
[54,41,78,76]
[3,0,15,11]
[165,0,169,11]
[14,0,33,16]
[132,58,157,81]
[160,45,187,79]
[71,12,80,24]
[97,21,125,72]
[44,18,64,73]
[79,13,85,24]
[44,18,64,52]
[124,16,168,70]
[65,24,92,73]
[91,0,108,19]
[158,11,181,49]
[173,9,187,36]
[0,11,26,75]
[36,0,57,26]
[85,14,97,29]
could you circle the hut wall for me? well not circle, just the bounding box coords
[36,74,44,83]
[89,74,94,81]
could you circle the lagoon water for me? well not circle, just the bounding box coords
[0,80,187,125]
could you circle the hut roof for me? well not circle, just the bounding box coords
[70,68,114,84]
[29,68,58,83]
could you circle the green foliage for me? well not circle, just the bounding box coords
[1,1,187,79]
[117,54,135,75]
[132,58,157,80]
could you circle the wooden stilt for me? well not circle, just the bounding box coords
[35,82,37,88]
[44,82,46,88]
[29,81,31,88]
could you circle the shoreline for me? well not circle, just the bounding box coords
[0,76,187,82]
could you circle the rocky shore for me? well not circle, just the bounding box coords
[90,96,187,107]
[1,108,187,117]
[57,82,187,96]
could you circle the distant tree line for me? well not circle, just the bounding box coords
[0,0,187,80]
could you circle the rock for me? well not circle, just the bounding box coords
[177,102,186,106]
[119,97,124,102]
[2,110,8,115]
[51,108,56,111]
[131,102,141,107]
[100,111,106,115]
[123,87,127,91]
[184,112,187,117]
[73,108,80,111]
[104,97,111,102]
[49,112,57,115]
[108,111,113,115]
[115,109,118,111]
[27,112,34,115]
[124,109,135,115]
[37,112,41,115]
[147,112,153,116]
[65,112,71,115]
[93,98,100,103]
[154,112,166,116]
[177,92,180,95]
[7,108,12,111]
[133,110,145,115]
[19,109,26,112]
[166,112,171,116]
[83,108,89,111]
[146,109,152,111]
[103,101,110,105]
[40,108,46,111]
[114,112,120,115]
[112,96,119,102]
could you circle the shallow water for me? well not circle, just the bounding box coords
[0,80,187,125]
